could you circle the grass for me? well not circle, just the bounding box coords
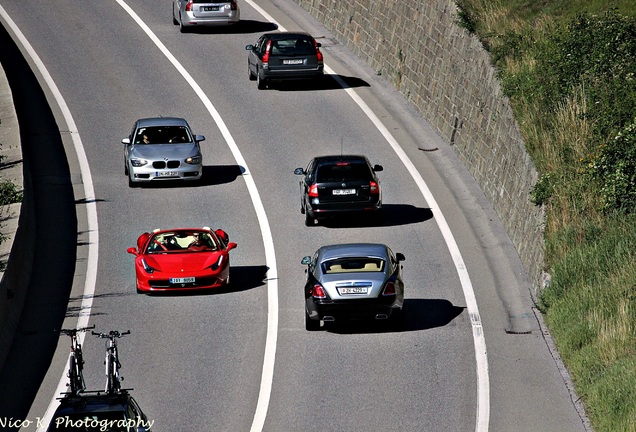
[455,1,636,430]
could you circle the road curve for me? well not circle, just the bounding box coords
[0,1,586,431]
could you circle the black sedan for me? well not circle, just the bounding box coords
[302,243,405,331]
[294,155,383,226]
[246,31,324,89]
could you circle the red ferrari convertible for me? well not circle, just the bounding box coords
[127,227,237,293]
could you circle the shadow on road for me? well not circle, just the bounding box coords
[325,299,466,334]
[177,19,278,35]
[319,204,434,229]
[0,24,79,421]
[140,265,269,298]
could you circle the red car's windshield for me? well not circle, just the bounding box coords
[147,231,218,253]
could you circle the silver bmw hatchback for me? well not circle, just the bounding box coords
[122,117,204,187]
[173,0,240,33]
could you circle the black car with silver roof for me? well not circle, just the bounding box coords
[302,243,405,330]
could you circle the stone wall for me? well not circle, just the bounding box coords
[293,0,546,295]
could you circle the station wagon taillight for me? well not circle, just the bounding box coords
[185,0,193,11]
[230,0,237,10]
[315,43,323,63]
[310,284,327,299]
[262,40,272,64]
[308,184,319,197]
[370,181,379,194]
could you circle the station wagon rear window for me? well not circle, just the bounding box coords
[270,38,315,56]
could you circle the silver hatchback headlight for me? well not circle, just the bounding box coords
[185,155,201,165]
[130,158,148,167]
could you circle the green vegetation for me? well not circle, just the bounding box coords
[455,0,636,430]
[0,152,23,246]
[0,179,22,206]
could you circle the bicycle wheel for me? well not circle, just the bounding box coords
[106,353,114,393]
[68,354,79,394]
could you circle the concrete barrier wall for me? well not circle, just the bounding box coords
[293,0,545,295]
[0,63,35,373]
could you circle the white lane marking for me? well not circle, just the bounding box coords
[112,2,279,432]
[242,1,490,430]
[0,6,100,432]
[329,73,491,432]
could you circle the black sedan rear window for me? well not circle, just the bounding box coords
[315,163,372,182]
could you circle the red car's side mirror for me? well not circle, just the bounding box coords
[137,232,151,251]
[127,247,139,256]
[226,242,238,251]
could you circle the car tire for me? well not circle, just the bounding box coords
[124,162,128,176]
[305,312,320,331]
[256,71,266,90]
[248,63,256,81]
[179,17,189,33]
[128,175,137,188]
[373,208,384,225]
[389,308,405,331]
[300,200,305,214]
[172,8,178,25]
[304,211,315,227]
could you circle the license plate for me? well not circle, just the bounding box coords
[170,277,195,284]
[157,171,178,177]
[283,59,304,65]
[202,6,219,11]
[339,287,368,295]
[333,189,356,195]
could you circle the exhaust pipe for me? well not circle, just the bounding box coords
[375,314,389,320]
[322,316,335,322]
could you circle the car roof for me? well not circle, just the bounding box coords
[135,117,189,128]
[263,31,314,40]
[312,155,369,165]
[54,392,135,413]
[317,243,390,261]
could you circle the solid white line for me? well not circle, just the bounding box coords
[0,6,100,432]
[242,1,490,430]
[327,73,491,431]
[112,2,279,432]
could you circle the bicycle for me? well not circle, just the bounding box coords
[59,325,95,395]
[92,329,131,394]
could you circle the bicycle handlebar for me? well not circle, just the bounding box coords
[60,325,96,337]
[91,330,131,339]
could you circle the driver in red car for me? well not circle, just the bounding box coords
[188,233,209,251]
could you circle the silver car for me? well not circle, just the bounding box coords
[122,117,204,187]
[302,243,406,331]
[172,0,240,33]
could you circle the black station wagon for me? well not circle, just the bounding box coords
[246,31,324,89]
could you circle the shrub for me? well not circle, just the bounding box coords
[0,180,22,206]
[588,120,636,213]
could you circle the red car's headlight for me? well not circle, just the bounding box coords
[141,258,158,274]
[208,255,224,271]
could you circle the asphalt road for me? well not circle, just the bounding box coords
[0,1,586,431]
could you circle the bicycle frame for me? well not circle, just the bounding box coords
[60,325,95,395]
[92,330,130,394]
